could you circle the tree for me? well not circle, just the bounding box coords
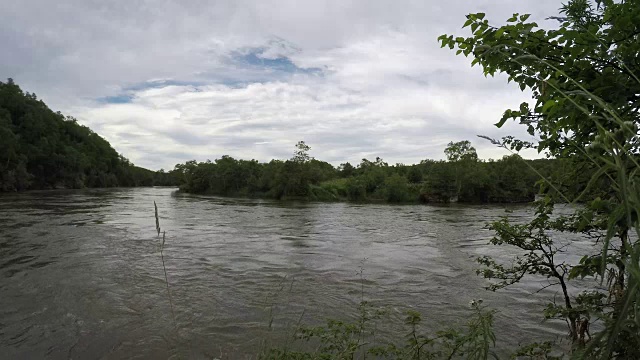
[444,140,478,200]
[345,177,367,201]
[438,2,640,156]
[422,161,457,203]
[407,166,423,183]
[338,162,356,177]
[292,141,312,163]
[444,140,478,162]
[384,173,410,203]
[441,0,640,356]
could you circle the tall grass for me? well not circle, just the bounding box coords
[154,201,177,328]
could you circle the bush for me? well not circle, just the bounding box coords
[345,178,367,201]
[383,174,410,203]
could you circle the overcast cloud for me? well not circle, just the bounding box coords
[0,0,563,170]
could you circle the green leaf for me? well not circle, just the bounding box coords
[519,14,531,22]
[495,116,509,128]
[513,54,540,63]
[542,100,556,113]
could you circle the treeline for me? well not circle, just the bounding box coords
[0,79,175,191]
[174,140,594,203]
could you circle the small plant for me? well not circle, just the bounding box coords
[260,266,498,360]
[511,341,563,360]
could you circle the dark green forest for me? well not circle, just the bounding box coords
[173,140,597,204]
[0,79,174,191]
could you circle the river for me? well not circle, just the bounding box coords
[0,187,596,359]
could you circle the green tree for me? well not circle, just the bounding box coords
[422,161,457,203]
[444,140,478,200]
[441,0,640,356]
[406,166,423,184]
[383,173,410,203]
[444,140,478,162]
[345,177,367,201]
[292,140,312,163]
[338,162,355,177]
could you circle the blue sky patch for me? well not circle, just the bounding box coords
[96,80,205,103]
[232,48,323,76]
[96,49,323,103]
[126,79,204,92]
[97,94,134,104]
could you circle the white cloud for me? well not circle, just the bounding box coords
[1,0,561,170]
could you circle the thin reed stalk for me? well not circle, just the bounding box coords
[154,201,177,328]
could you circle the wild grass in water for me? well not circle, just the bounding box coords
[154,200,177,328]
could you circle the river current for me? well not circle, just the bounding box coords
[0,187,595,359]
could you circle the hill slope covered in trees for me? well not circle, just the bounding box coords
[0,79,172,191]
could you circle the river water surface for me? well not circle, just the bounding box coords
[0,187,597,359]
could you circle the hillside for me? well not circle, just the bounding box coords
[0,79,172,191]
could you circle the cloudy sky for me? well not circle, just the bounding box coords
[1,0,563,170]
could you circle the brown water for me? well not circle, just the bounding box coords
[0,187,596,359]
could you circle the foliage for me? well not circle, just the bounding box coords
[407,166,423,184]
[510,341,563,360]
[444,141,480,201]
[345,177,367,201]
[0,79,177,191]
[478,201,588,341]
[441,0,640,357]
[445,140,478,163]
[176,142,587,204]
[438,1,640,157]
[383,173,411,203]
[337,162,356,177]
[293,141,312,163]
[261,300,497,360]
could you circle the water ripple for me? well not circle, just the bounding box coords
[0,188,594,358]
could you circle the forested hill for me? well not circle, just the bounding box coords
[0,79,172,191]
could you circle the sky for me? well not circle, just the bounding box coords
[0,0,564,170]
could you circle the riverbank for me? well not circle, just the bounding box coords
[178,179,539,205]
